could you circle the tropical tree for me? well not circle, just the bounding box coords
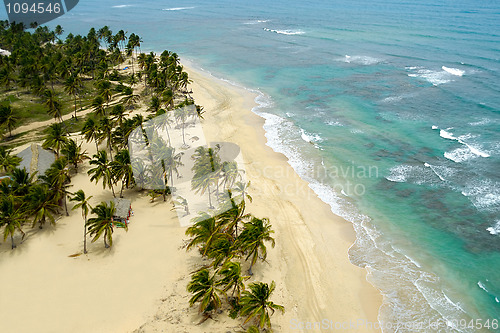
[88,150,116,197]
[70,190,93,254]
[191,146,221,208]
[98,116,114,160]
[81,117,101,152]
[42,157,71,216]
[0,195,25,249]
[64,74,82,118]
[0,104,19,137]
[236,217,275,275]
[87,201,127,248]
[61,138,89,171]
[239,281,284,331]
[27,183,59,229]
[42,122,67,157]
[187,268,224,314]
[218,261,247,298]
[91,95,106,117]
[110,149,134,197]
[0,147,21,173]
[185,212,224,256]
[43,89,63,122]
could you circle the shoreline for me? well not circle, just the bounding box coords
[181,62,383,331]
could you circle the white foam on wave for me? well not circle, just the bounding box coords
[340,55,382,65]
[163,6,195,11]
[469,118,492,126]
[444,147,478,163]
[407,66,465,86]
[244,19,270,25]
[386,163,448,185]
[326,120,343,127]
[300,128,323,143]
[461,180,500,211]
[442,66,465,76]
[487,221,500,235]
[478,281,489,292]
[112,4,133,8]
[438,128,490,158]
[263,28,305,35]
[432,125,439,130]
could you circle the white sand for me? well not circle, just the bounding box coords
[0,61,382,333]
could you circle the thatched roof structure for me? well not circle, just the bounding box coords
[17,144,55,180]
[113,198,132,219]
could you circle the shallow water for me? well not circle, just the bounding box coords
[24,0,500,330]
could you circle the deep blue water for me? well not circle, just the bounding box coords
[3,0,499,331]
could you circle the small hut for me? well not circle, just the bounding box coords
[17,143,55,180]
[113,198,132,225]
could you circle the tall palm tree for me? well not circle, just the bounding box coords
[42,122,68,157]
[43,89,63,122]
[27,183,59,229]
[0,147,21,173]
[88,150,116,197]
[43,157,71,216]
[99,116,114,160]
[61,138,89,171]
[239,281,284,330]
[187,268,224,314]
[0,195,25,249]
[110,149,134,197]
[87,201,127,248]
[191,146,221,209]
[81,117,101,152]
[236,217,275,276]
[91,95,106,117]
[70,190,93,254]
[64,74,82,118]
[110,104,126,127]
[0,104,19,137]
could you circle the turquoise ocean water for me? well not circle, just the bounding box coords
[4,0,499,331]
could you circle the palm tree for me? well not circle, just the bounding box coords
[110,149,134,197]
[64,74,82,118]
[0,104,19,137]
[185,212,224,256]
[27,183,59,229]
[61,138,89,171]
[70,190,93,254]
[91,95,106,117]
[43,89,63,122]
[81,117,101,152]
[88,150,116,197]
[239,281,284,331]
[42,122,67,157]
[87,201,127,248]
[43,157,71,216]
[174,105,195,146]
[236,217,275,276]
[187,268,224,314]
[0,195,25,249]
[218,261,247,298]
[110,104,126,127]
[191,146,221,209]
[99,116,114,160]
[0,147,21,173]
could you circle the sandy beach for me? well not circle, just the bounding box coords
[0,61,382,333]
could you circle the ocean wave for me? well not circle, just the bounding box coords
[163,7,195,11]
[442,66,465,76]
[444,148,478,163]
[263,28,305,35]
[487,221,500,235]
[469,118,492,126]
[438,128,490,158]
[244,19,270,25]
[407,66,466,86]
[112,4,134,8]
[300,128,323,143]
[339,55,382,65]
[386,163,448,185]
[326,120,343,127]
[461,180,500,211]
